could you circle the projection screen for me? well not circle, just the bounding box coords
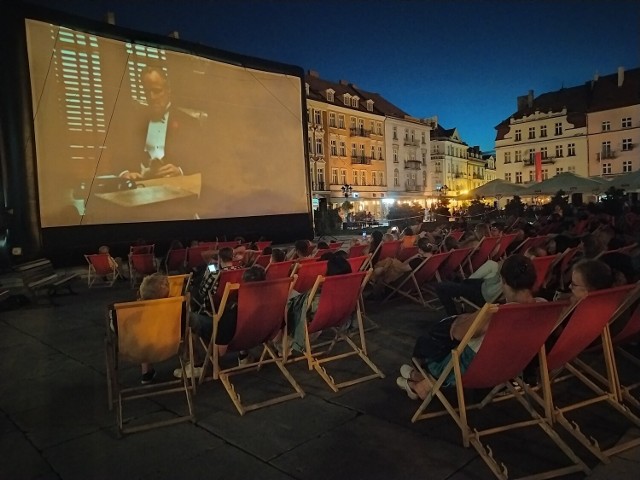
[25,19,309,228]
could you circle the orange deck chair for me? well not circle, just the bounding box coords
[167,273,192,297]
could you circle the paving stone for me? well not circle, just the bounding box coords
[0,431,59,480]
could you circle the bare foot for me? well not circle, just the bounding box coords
[409,379,432,400]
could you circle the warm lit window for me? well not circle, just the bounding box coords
[351,143,356,157]
[339,141,346,156]
[378,171,384,185]
[314,109,322,125]
[338,115,345,129]
[330,140,337,156]
[331,168,338,184]
[361,171,366,185]
[370,145,375,159]
[328,112,336,127]
[315,138,323,155]
[326,89,334,102]
[340,169,346,184]
[371,172,377,185]
[353,171,359,185]
[377,146,383,160]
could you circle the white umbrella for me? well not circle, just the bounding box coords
[606,170,640,191]
[523,172,606,195]
[460,179,527,199]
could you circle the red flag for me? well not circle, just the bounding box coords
[535,152,542,182]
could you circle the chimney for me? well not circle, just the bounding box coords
[105,11,115,25]
[517,94,527,111]
[307,70,319,78]
[339,79,349,86]
[168,31,180,39]
[618,66,625,87]
[527,90,534,108]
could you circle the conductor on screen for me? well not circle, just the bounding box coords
[116,65,203,181]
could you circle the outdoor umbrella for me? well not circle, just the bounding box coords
[606,170,640,191]
[523,172,606,196]
[460,179,527,199]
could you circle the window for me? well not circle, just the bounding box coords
[308,136,312,154]
[411,130,415,141]
[555,145,563,157]
[377,146,383,160]
[421,152,427,165]
[343,93,350,105]
[515,129,521,141]
[528,127,535,139]
[338,114,345,129]
[353,170,359,185]
[392,126,398,140]
[317,168,324,187]
[350,117,356,129]
[330,140,337,156]
[394,169,399,186]
[602,121,610,131]
[540,147,548,159]
[602,163,612,175]
[371,172,377,185]
[326,89,334,102]
[315,138,323,155]
[361,171,366,185]
[623,160,632,172]
[422,170,427,185]
[376,122,382,135]
[515,150,522,162]
[556,167,564,175]
[434,161,441,173]
[555,122,563,135]
[421,132,426,144]
[529,148,535,161]
[540,125,547,137]
[366,99,373,112]
[351,143,356,157]
[404,129,409,141]
[370,120,375,133]
[359,144,365,157]
[370,145,375,159]
[601,141,611,157]
[378,172,384,186]
[542,169,549,180]
[622,138,633,151]
[331,168,338,184]
[515,172,522,184]
[529,171,535,182]
[393,147,398,163]
[340,169,346,184]
[622,117,632,128]
[307,108,311,124]
[339,141,346,157]
[351,97,359,108]
[358,119,364,131]
[329,112,336,127]
[568,166,575,173]
[504,152,511,164]
[314,109,322,125]
[567,143,576,156]
[505,173,512,182]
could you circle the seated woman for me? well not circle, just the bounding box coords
[286,239,313,260]
[400,226,417,249]
[369,238,434,296]
[568,259,614,303]
[397,254,542,400]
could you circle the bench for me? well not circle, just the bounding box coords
[15,259,79,304]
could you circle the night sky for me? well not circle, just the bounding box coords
[22,0,640,152]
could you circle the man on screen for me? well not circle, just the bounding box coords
[116,65,204,180]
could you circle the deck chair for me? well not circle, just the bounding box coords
[513,235,548,255]
[491,233,518,260]
[531,254,559,294]
[448,229,465,242]
[397,246,419,262]
[186,245,210,270]
[382,252,450,307]
[265,260,297,280]
[530,285,640,463]
[329,242,343,250]
[467,236,501,273]
[347,255,369,272]
[105,295,195,434]
[85,253,121,287]
[377,240,402,262]
[253,254,271,269]
[168,273,192,297]
[130,244,154,255]
[557,246,581,290]
[292,260,328,294]
[202,277,304,415]
[298,270,384,391]
[256,241,272,251]
[348,243,368,258]
[129,253,157,288]
[210,268,247,314]
[437,247,473,281]
[411,301,590,480]
[610,297,640,409]
[216,240,239,250]
[164,248,187,273]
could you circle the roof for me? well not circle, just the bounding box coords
[588,67,640,112]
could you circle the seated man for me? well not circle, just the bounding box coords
[192,247,240,312]
[109,273,171,384]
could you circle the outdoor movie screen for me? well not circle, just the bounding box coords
[25,19,309,227]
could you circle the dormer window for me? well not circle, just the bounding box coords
[366,99,374,112]
[326,89,334,102]
[351,96,359,108]
[305,83,309,96]
[343,93,351,105]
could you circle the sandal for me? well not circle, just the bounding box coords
[396,376,418,400]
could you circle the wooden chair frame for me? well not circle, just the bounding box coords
[85,253,121,287]
[200,278,304,415]
[411,302,589,480]
[382,252,450,307]
[168,273,192,297]
[104,295,195,434]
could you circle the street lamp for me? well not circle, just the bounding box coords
[341,184,353,198]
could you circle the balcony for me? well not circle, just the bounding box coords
[350,127,371,138]
[524,157,556,166]
[473,173,483,179]
[596,151,617,161]
[351,155,372,165]
[311,182,327,191]
[454,173,465,178]
[431,154,444,160]
[403,138,420,147]
[405,184,422,192]
[404,160,422,170]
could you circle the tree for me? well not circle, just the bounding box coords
[387,202,425,227]
[504,195,524,218]
[341,200,354,213]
